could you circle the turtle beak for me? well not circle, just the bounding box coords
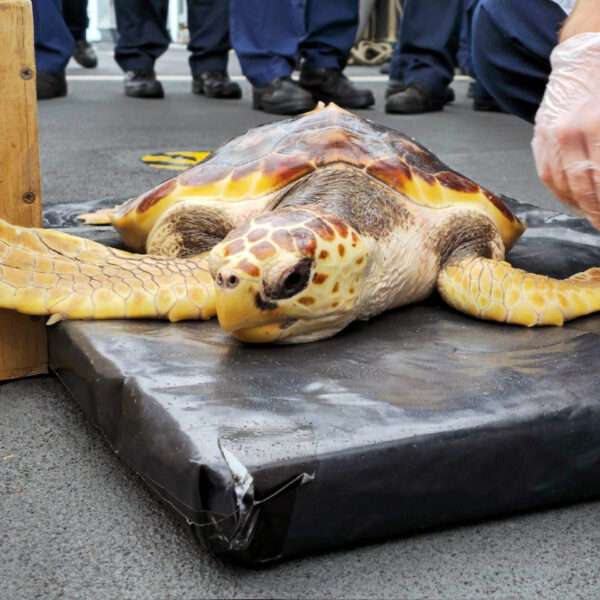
[227,321,291,343]
[213,266,292,343]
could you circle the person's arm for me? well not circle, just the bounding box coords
[559,0,600,42]
[532,0,600,228]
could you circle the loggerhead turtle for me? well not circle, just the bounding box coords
[1,103,600,344]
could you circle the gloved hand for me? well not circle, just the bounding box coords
[532,33,600,229]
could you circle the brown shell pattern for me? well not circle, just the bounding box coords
[123,104,519,229]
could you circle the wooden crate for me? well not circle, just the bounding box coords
[0,0,48,380]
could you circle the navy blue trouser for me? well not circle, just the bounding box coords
[32,0,75,75]
[471,0,567,123]
[114,0,231,75]
[63,0,89,42]
[230,0,359,87]
[389,0,462,98]
[456,0,472,70]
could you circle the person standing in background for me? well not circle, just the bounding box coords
[471,0,600,229]
[63,0,98,69]
[384,0,462,114]
[385,0,500,114]
[230,0,374,115]
[114,0,241,100]
[32,0,75,100]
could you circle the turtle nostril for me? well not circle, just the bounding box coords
[216,270,240,290]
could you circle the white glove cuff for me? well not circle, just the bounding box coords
[550,32,600,70]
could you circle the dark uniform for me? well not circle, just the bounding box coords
[32,0,75,76]
[472,0,568,123]
[229,0,359,87]
[388,0,463,99]
[114,0,232,77]
[63,0,89,42]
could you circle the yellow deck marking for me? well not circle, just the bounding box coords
[141,151,210,171]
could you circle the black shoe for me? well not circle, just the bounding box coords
[72,40,98,69]
[252,76,316,115]
[299,67,374,109]
[385,83,446,114]
[473,96,504,112]
[192,70,241,99]
[385,79,455,104]
[124,69,164,99]
[36,70,67,100]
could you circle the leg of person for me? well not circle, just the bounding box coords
[387,28,403,85]
[63,0,98,68]
[187,0,241,99]
[462,0,502,112]
[230,0,315,114]
[32,0,75,100]
[114,0,169,98]
[471,0,567,123]
[385,0,462,114]
[298,0,374,109]
[386,16,412,96]
[456,0,470,72]
[62,0,87,40]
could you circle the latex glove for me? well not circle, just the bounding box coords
[532,33,600,229]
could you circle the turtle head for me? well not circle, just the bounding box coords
[209,207,368,343]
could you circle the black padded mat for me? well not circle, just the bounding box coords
[47,198,600,563]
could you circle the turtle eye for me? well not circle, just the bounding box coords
[268,258,313,300]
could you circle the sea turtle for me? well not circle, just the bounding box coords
[1,103,600,344]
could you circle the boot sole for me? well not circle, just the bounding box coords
[73,57,98,69]
[124,84,164,99]
[252,95,316,115]
[37,85,67,100]
[473,98,503,112]
[386,84,455,104]
[125,90,164,99]
[193,84,242,100]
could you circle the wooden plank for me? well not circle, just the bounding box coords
[0,0,48,380]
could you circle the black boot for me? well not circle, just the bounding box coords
[473,96,504,112]
[299,67,374,109]
[252,77,316,115]
[36,71,67,100]
[192,70,241,99]
[72,40,98,69]
[385,83,446,114]
[385,79,455,104]
[124,69,164,99]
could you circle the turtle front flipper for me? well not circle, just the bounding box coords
[0,219,215,323]
[437,256,600,326]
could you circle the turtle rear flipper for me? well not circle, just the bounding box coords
[77,207,116,225]
[438,255,600,326]
[0,219,215,323]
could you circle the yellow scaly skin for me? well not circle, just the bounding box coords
[0,219,215,323]
[438,256,600,326]
[209,207,368,343]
